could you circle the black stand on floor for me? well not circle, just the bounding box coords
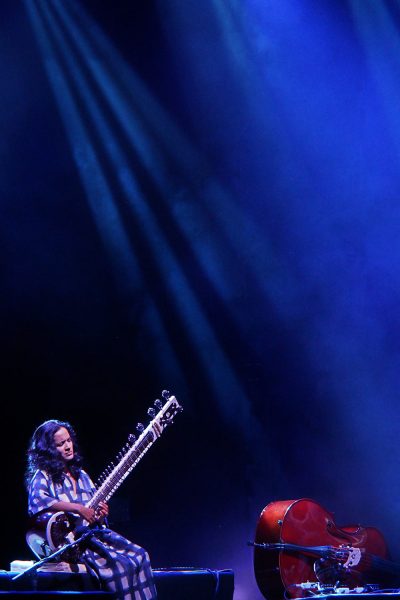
[11,528,97,581]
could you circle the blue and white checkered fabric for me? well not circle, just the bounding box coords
[28,470,157,600]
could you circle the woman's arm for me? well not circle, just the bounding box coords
[49,501,97,524]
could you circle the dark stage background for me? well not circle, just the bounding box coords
[2,1,400,598]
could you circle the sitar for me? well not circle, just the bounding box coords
[26,390,182,561]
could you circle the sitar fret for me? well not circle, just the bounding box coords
[88,431,155,507]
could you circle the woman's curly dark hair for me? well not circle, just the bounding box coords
[25,419,83,489]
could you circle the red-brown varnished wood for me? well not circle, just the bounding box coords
[254,498,390,600]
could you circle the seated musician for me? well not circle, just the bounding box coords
[25,418,158,600]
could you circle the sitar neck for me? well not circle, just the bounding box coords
[87,429,155,509]
[86,392,182,510]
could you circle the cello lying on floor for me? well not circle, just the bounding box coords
[252,498,400,600]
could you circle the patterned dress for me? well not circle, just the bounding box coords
[28,469,157,600]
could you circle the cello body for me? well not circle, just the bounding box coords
[254,498,392,600]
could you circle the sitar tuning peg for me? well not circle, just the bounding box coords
[154,399,162,410]
[128,434,136,444]
[162,390,170,400]
[147,407,156,418]
[136,423,144,433]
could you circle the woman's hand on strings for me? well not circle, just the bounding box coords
[95,501,109,522]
